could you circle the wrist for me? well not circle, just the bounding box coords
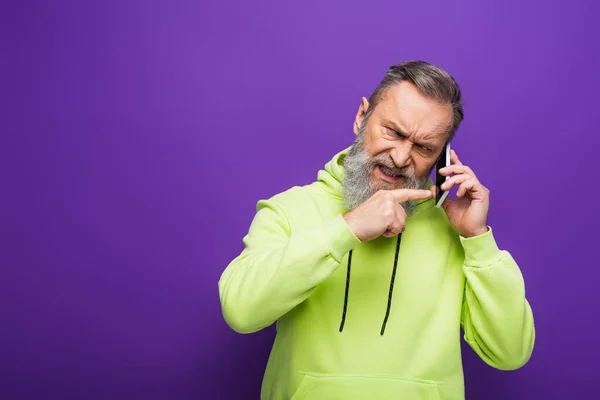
[342,212,364,242]
[461,226,489,238]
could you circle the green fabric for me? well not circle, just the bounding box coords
[219,147,535,400]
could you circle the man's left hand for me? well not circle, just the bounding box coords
[430,149,490,238]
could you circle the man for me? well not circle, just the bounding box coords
[218,61,535,399]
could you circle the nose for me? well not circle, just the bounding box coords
[390,141,413,169]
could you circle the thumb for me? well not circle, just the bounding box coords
[441,198,451,211]
[441,194,455,212]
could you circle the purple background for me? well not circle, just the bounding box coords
[2,0,599,399]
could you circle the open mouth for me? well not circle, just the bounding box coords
[377,166,404,182]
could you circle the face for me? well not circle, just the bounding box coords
[342,81,454,214]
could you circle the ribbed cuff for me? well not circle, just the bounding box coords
[325,215,362,263]
[459,226,501,266]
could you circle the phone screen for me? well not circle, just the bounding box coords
[435,143,450,207]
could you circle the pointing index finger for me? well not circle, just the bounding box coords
[391,188,433,203]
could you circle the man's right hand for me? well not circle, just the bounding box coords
[342,189,433,242]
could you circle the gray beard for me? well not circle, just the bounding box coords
[342,132,429,217]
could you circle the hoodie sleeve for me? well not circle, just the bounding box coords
[218,199,361,334]
[459,227,536,370]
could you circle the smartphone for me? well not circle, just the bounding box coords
[435,143,451,208]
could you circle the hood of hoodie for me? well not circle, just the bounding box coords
[316,146,435,213]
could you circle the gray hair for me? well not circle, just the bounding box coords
[367,60,464,141]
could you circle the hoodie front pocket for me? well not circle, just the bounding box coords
[291,372,441,400]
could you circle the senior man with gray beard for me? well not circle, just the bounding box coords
[219,60,535,400]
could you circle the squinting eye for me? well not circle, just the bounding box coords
[388,128,402,137]
[419,145,432,153]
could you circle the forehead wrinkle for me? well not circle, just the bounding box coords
[374,85,451,141]
[418,122,450,141]
[382,112,440,142]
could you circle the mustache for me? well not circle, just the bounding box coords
[367,155,414,178]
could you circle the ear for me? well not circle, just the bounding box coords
[353,97,370,136]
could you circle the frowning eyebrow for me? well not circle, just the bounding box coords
[381,119,439,147]
[382,120,409,137]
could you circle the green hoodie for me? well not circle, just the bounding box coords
[218,147,535,400]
